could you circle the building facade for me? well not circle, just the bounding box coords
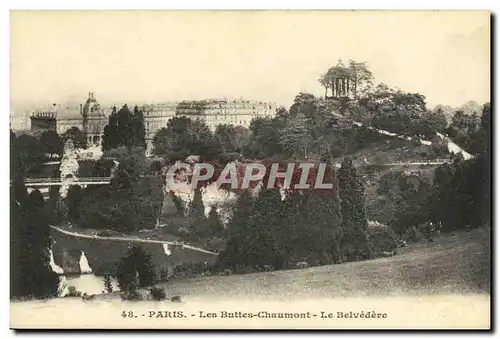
[29,93,108,147]
[175,99,277,131]
[81,92,107,146]
[56,118,84,135]
[29,104,58,136]
[141,103,177,154]
[30,95,277,152]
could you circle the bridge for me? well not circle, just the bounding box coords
[24,177,112,187]
[368,159,454,167]
[50,225,219,256]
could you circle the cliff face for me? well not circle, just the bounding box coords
[51,229,217,278]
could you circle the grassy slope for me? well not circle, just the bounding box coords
[158,228,490,300]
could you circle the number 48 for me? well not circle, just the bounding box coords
[121,311,134,318]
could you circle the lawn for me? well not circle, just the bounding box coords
[159,227,490,301]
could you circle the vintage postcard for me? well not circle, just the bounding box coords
[9,10,491,330]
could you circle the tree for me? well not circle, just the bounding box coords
[289,93,318,119]
[222,189,285,270]
[220,184,343,272]
[152,117,221,160]
[47,184,63,224]
[116,104,134,147]
[348,59,374,100]
[132,105,146,149]
[207,205,224,237]
[152,128,170,156]
[425,108,448,133]
[80,147,161,233]
[338,157,373,261]
[16,134,43,172]
[66,185,83,224]
[214,125,250,154]
[363,84,429,137]
[102,106,119,151]
[108,146,147,188]
[481,103,491,135]
[115,246,156,292]
[61,127,87,149]
[393,174,434,235]
[40,130,63,156]
[279,113,312,159]
[102,104,146,151]
[104,273,113,293]
[10,187,60,299]
[189,188,205,220]
[245,117,285,158]
[219,191,255,267]
[429,107,491,233]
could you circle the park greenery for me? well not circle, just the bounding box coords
[10,58,491,300]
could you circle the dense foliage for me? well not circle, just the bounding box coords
[152,117,222,160]
[102,104,146,151]
[76,147,164,232]
[115,246,156,293]
[10,131,59,300]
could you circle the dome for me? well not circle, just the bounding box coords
[82,92,104,117]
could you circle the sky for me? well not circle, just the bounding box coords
[10,10,490,126]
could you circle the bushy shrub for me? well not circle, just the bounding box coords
[104,273,113,293]
[149,286,166,301]
[65,285,82,297]
[367,221,398,253]
[120,290,142,301]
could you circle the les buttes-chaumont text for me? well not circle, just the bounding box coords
[144,311,389,319]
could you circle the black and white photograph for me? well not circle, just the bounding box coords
[8,10,491,329]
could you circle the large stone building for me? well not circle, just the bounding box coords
[81,92,108,146]
[30,93,110,147]
[30,94,277,152]
[29,109,58,136]
[141,103,177,153]
[175,98,277,131]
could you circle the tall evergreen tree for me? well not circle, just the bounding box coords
[279,113,312,159]
[338,157,373,261]
[189,188,205,218]
[66,185,83,224]
[117,104,134,148]
[102,106,118,151]
[132,105,147,149]
[102,104,146,151]
[39,130,63,156]
[115,246,156,292]
[10,185,59,299]
[207,205,224,237]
